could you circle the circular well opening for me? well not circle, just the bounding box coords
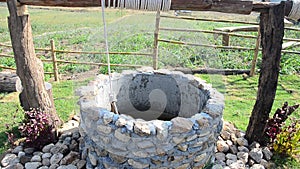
[106,71,210,121]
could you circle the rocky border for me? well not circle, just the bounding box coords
[0,119,276,169]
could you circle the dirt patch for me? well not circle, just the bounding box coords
[57,67,100,82]
[0,92,19,103]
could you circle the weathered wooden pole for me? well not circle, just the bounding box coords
[153,10,160,70]
[0,0,294,17]
[171,0,253,14]
[0,0,293,15]
[246,2,285,145]
[6,0,62,128]
[249,28,261,77]
[50,39,59,82]
[0,0,252,14]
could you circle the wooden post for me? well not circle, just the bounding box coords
[250,28,261,77]
[153,10,160,70]
[50,39,59,82]
[6,0,62,128]
[222,34,230,46]
[246,2,285,145]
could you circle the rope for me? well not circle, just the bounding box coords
[288,0,300,21]
[98,0,171,114]
[110,0,171,11]
[100,0,119,114]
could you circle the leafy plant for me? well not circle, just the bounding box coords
[18,108,56,149]
[280,53,300,74]
[264,102,300,159]
[0,57,16,68]
[60,63,90,73]
[273,118,300,158]
[265,102,299,143]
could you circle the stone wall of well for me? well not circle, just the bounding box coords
[77,70,224,169]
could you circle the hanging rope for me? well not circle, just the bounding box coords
[110,0,171,11]
[288,0,300,21]
[100,0,119,114]
[98,0,171,114]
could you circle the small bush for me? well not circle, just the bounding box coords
[265,102,299,143]
[18,108,56,149]
[265,102,300,158]
[273,119,300,158]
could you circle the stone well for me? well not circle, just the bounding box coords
[77,69,224,169]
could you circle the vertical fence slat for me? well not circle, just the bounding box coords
[50,39,59,82]
[222,34,230,46]
[153,10,161,70]
[250,28,261,77]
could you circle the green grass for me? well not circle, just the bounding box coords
[197,74,300,131]
[272,154,300,169]
[0,100,23,154]
[0,5,299,167]
[51,80,89,121]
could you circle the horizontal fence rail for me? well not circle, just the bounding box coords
[160,14,299,31]
[159,27,300,43]
[157,39,300,54]
[158,39,256,51]
[160,15,259,25]
[0,43,153,56]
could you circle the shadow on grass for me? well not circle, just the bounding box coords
[272,153,300,168]
[0,126,21,154]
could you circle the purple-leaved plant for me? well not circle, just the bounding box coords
[18,108,56,149]
[265,102,299,144]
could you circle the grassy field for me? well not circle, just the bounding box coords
[0,4,299,167]
[197,74,300,131]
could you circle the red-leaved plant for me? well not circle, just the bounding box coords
[265,102,299,144]
[18,108,56,149]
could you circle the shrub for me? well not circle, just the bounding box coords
[18,108,56,149]
[273,118,300,157]
[265,102,300,158]
[265,102,299,143]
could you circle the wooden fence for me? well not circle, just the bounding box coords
[153,13,300,76]
[0,40,152,82]
[1,12,300,81]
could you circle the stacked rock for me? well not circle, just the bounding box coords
[79,110,222,169]
[213,122,275,169]
[0,118,86,169]
[1,120,277,169]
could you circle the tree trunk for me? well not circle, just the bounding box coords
[6,0,62,128]
[245,2,285,145]
[0,72,22,92]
